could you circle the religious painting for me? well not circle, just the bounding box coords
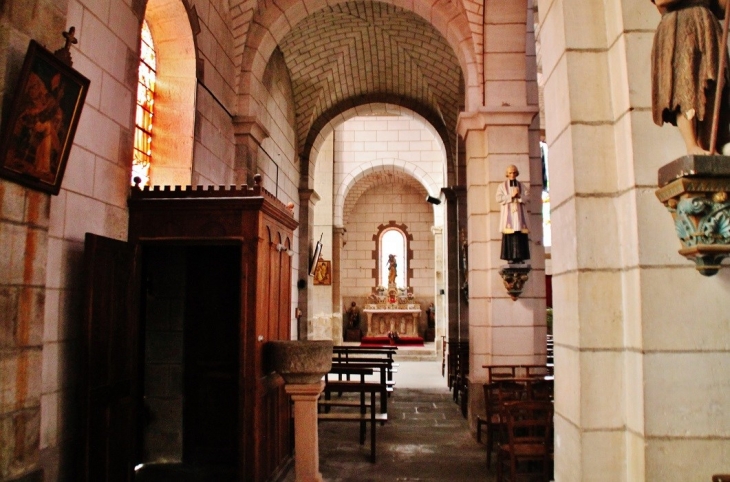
[0,40,90,195]
[313,259,331,285]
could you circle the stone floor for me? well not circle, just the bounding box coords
[136,359,495,481]
[283,360,494,482]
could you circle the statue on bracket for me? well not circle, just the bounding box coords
[650,0,730,154]
[497,165,530,265]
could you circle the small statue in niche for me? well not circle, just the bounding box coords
[426,303,435,329]
[650,0,730,154]
[345,301,361,328]
[497,165,530,264]
[387,254,397,285]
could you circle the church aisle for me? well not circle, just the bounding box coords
[285,361,493,481]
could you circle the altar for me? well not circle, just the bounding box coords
[360,266,423,340]
[363,308,421,337]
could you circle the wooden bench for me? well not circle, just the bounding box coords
[327,362,392,413]
[333,346,398,384]
[318,381,388,463]
[321,366,375,411]
[332,357,398,387]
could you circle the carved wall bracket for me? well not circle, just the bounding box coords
[499,265,531,300]
[656,155,730,276]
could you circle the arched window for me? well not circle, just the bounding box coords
[380,228,407,287]
[132,20,156,186]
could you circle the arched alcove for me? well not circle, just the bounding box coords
[143,0,198,186]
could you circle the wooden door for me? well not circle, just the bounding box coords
[81,233,140,482]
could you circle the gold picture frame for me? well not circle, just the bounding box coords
[0,40,90,195]
[313,259,331,285]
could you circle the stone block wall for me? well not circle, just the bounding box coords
[0,184,47,481]
[141,247,186,463]
[334,114,445,215]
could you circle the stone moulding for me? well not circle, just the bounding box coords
[656,155,730,276]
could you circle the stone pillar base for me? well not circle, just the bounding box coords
[285,381,326,482]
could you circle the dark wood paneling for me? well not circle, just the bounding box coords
[82,233,140,482]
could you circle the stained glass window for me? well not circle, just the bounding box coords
[132,21,156,186]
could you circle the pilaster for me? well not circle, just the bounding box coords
[332,226,345,344]
[233,116,269,186]
[458,106,545,431]
[297,188,319,339]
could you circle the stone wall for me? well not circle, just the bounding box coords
[0,184,47,481]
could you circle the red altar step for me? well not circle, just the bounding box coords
[360,336,424,347]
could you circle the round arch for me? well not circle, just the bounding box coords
[304,97,454,188]
[335,160,439,227]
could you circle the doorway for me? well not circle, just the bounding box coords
[136,244,240,480]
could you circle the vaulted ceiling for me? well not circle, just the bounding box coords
[278,1,464,159]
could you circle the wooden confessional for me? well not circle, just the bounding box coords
[81,178,297,481]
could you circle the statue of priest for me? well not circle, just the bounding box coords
[497,165,530,264]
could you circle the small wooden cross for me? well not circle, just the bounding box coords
[63,27,78,50]
[54,26,78,66]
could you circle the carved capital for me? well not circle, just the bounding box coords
[656,155,730,275]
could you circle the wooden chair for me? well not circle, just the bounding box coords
[486,365,517,384]
[527,379,553,401]
[496,400,553,482]
[483,381,525,470]
[713,476,730,482]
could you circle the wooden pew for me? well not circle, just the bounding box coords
[332,346,399,385]
[320,366,374,412]
[329,359,394,413]
[318,381,388,463]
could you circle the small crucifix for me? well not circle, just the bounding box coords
[54,27,78,66]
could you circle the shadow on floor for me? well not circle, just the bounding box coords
[134,462,236,482]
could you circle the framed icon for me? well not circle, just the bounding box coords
[0,40,90,194]
[313,259,331,285]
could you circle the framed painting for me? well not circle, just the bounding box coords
[0,40,90,194]
[313,260,331,285]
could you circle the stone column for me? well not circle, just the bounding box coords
[233,116,269,185]
[458,107,546,437]
[431,226,444,343]
[332,226,345,343]
[286,382,326,482]
[442,188,461,344]
[457,107,542,370]
[298,188,320,339]
[456,186,469,340]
